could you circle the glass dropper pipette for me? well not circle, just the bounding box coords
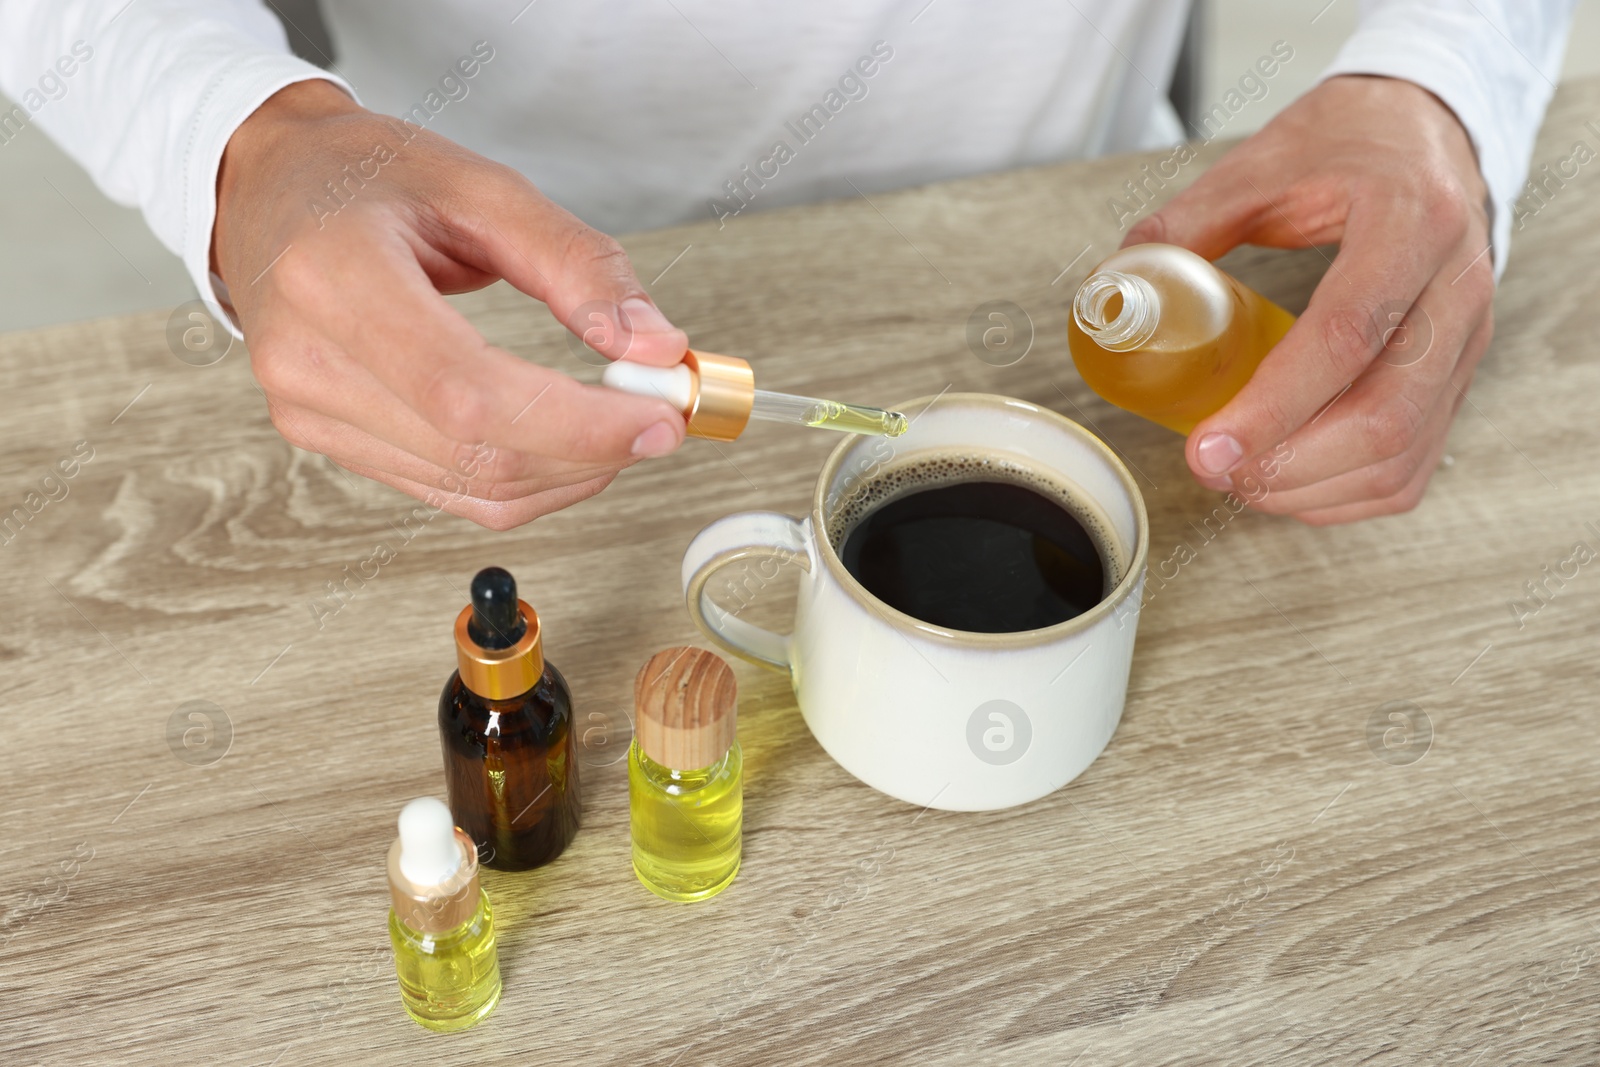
[748,388,908,437]
[601,351,907,441]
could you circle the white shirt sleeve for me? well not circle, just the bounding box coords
[1322,0,1579,278]
[0,0,354,332]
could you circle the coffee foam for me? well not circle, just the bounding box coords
[824,450,1126,590]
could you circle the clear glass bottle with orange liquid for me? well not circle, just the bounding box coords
[1067,243,1297,434]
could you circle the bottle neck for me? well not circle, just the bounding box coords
[1074,270,1161,352]
[454,601,544,700]
[387,831,483,935]
[631,738,735,789]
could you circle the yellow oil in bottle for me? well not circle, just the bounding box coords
[1067,243,1296,434]
[388,890,502,1032]
[629,739,743,902]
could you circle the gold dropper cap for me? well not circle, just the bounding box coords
[455,598,544,700]
[387,827,481,934]
[633,646,738,770]
[682,350,755,442]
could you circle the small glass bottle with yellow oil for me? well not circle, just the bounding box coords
[386,797,501,1032]
[629,647,743,902]
[1067,243,1297,434]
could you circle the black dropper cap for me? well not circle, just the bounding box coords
[467,566,527,650]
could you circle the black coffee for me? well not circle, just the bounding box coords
[838,477,1111,633]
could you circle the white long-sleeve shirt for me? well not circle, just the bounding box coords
[0,0,1577,333]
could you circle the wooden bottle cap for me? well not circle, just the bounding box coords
[633,647,737,770]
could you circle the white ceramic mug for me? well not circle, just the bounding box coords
[681,393,1149,811]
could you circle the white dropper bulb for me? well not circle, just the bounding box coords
[601,360,696,412]
[397,797,463,887]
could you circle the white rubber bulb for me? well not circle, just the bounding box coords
[397,797,463,887]
[601,360,695,412]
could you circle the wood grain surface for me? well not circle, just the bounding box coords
[3,76,1599,1067]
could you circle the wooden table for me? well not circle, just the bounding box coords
[5,77,1599,1067]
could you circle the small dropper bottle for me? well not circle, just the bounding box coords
[387,797,501,1032]
[439,566,580,870]
[629,647,743,902]
[602,350,908,440]
[1067,243,1298,434]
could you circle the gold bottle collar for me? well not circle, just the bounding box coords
[454,599,543,700]
[682,350,755,442]
[387,828,481,934]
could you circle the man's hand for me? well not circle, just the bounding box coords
[1124,75,1495,524]
[213,80,688,529]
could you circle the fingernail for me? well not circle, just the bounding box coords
[621,297,676,335]
[1195,432,1243,475]
[631,420,680,458]
[1198,474,1233,492]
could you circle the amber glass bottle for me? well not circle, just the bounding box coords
[1067,243,1297,434]
[439,567,580,871]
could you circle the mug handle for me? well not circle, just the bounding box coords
[682,511,814,673]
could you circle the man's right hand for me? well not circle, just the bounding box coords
[212,80,688,529]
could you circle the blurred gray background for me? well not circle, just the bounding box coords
[2,0,1597,334]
